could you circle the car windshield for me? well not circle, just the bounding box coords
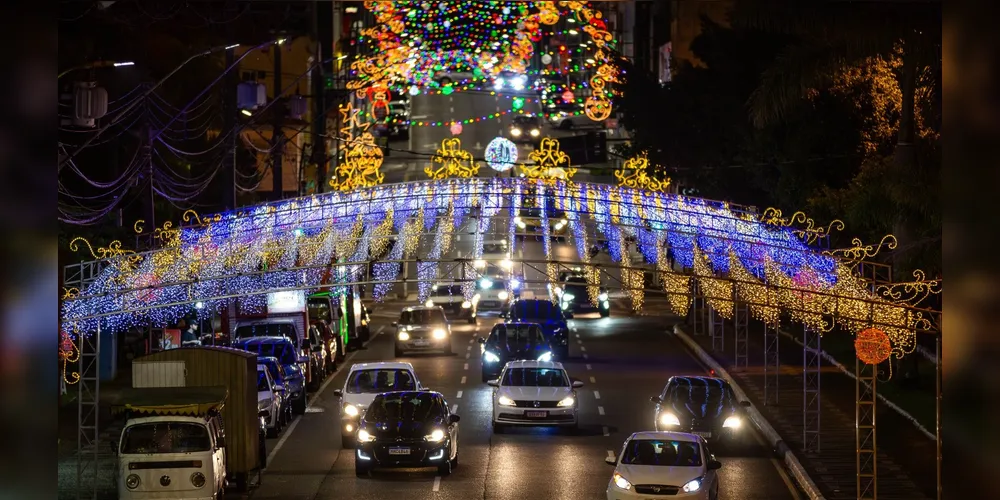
[234,323,296,341]
[364,392,445,422]
[563,282,588,296]
[260,359,283,381]
[501,368,569,387]
[257,370,270,391]
[513,116,540,126]
[494,326,544,345]
[620,439,703,467]
[432,285,465,296]
[121,422,211,454]
[346,369,417,394]
[510,301,562,321]
[307,299,332,322]
[482,243,507,254]
[665,378,732,405]
[399,309,446,325]
[241,341,297,366]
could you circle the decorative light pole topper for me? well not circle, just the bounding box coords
[485,136,518,172]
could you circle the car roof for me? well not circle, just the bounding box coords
[402,305,445,312]
[349,361,416,372]
[234,336,294,345]
[258,356,279,363]
[668,375,730,385]
[495,322,542,329]
[235,318,295,326]
[503,360,565,370]
[373,390,442,399]
[628,431,703,443]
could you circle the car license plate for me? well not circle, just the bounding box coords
[525,411,547,418]
[694,431,712,438]
[388,447,410,455]
[413,339,430,346]
[481,301,499,308]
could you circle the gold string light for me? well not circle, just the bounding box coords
[614,152,670,192]
[728,252,781,326]
[369,208,395,258]
[657,241,692,316]
[426,138,479,180]
[525,137,576,183]
[620,232,645,311]
[692,247,733,319]
[763,259,832,332]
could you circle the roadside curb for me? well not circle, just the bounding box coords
[671,324,826,500]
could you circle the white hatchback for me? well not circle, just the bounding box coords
[332,362,424,448]
[605,431,722,500]
[488,360,583,432]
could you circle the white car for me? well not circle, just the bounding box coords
[605,431,722,500]
[492,72,529,92]
[257,364,283,438]
[434,69,476,85]
[332,362,424,448]
[488,360,584,433]
[474,275,517,314]
[427,283,478,324]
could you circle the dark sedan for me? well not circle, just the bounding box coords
[650,376,752,447]
[355,391,461,477]
[478,322,553,382]
[555,276,611,318]
[505,299,570,360]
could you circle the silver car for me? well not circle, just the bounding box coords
[393,306,453,356]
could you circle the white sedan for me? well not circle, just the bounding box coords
[488,360,584,433]
[605,431,722,500]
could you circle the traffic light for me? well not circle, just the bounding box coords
[324,74,334,89]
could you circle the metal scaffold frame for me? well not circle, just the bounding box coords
[802,325,823,454]
[857,358,878,500]
[690,282,706,335]
[763,322,780,406]
[76,323,101,500]
[733,300,749,371]
[710,307,725,352]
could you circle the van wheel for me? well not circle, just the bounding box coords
[559,120,573,130]
[468,316,477,325]
[600,309,610,318]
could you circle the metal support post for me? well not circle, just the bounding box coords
[733,300,748,371]
[763,322,780,405]
[803,325,822,454]
[76,323,101,500]
[710,307,724,352]
[935,334,942,500]
[271,41,284,199]
[689,282,703,334]
[857,358,877,500]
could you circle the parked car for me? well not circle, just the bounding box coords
[434,68,476,85]
[392,306,453,356]
[547,102,604,130]
[650,376,752,448]
[258,356,293,427]
[305,324,327,390]
[233,337,308,414]
[257,364,284,437]
[605,431,722,500]
[488,360,584,433]
[492,71,529,92]
[310,320,339,374]
[354,391,460,477]
[505,299,570,360]
[478,322,553,382]
[332,362,424,448]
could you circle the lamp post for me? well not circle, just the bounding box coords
[58,60,133,79]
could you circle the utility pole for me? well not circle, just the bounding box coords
[142,85,155,235]
[312,0,334,193]
[222,45,237,211]
[271,39,284,200]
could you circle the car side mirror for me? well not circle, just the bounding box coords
[708,459,722,470]
[740,400,751,408]
[650,396,662,404]
[487,379,499,387]
[477,337,486,344]
[366,307,372,315]
[448,414,461,424]
[216,436,226,449]
[274,383,285,392]
[332,389,343,398]
[605,456,617,465]
[572,380,585,388]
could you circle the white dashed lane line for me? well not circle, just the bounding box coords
[465,353,470,359]
[594,391,601,400]
[589,376,596,384]
[598,406,605,416]
[451,404,458,413]
[460,376,467,384]
[433,476,441,491]
[583,354,589,359]
[586,364,592,370]
[603,426,610,437]
[456,390,463,399]
[463,363,469,370]
[580,346,586,352]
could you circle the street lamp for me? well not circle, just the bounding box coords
[58,60,134,79]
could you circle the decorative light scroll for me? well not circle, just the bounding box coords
[615,152,670,192]
[426,138,479,179]
[525,137,576,183]
[331,133,385,191]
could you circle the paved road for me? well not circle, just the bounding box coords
[247,310,803,500]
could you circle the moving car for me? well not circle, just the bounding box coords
[509,114,543,143]
[434,68,476,85]
[650,376,752,447]
[547,102,605,130]
[492,71,529,92]
[332,362,423,448]
[488,360,583,433]
[392,306,453,356]
[257,363,284,437]
[554,275,611,318]
[506,299,570,360]
[605,431,722,500]
[305,324,327,390]
[472,239,515,278]
[514,188,569,239]
[474,275,516,315]
[258,356,293,427]
[478,322,553,382]
[232,337,308,414]
[386,100,410,139]
[354,391,461,477]
[427,282,478,324]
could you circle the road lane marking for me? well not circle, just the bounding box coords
[602,426,610,436]
[580,346,586,352]
[606,450,616,461]
[467,345,471,351]
[433,476,441,491]
[460,376,467,384]
[451,404,458,413]
[598,406,605,415]
[589,376,596,383]
[465,353,470,359]
[586,364,592,370]
[583,354,589,359]
[577,339,582,344]
[575,333,580,338]
[449,107,454,113]
[463,363,469,370]
[594,390,601,400]
[469,338,474,344]
[456,390,463,399]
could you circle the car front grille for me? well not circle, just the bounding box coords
[634,484,680,495]
[513,400,560,408]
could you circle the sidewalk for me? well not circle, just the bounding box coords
[683,320,936,500]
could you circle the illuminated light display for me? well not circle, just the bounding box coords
[330,132,385,192]
[426,137,479,179]
[485,136,518,172]
[615,152,670,192]
[692,246,734,319]
[855,327,892,365]
[449,121,463,135]
[525,137,576,183]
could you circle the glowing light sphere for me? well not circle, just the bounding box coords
[855,328,892,365]
[562,90,575,103]
[408,85,420,96]
[485,136,518,172]
[450,121,463,135]
[541,53,553,65]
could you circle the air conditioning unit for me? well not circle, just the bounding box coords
[72,81,108,128]
[237,81,267,110]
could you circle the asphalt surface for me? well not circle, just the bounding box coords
[245,309,803,500]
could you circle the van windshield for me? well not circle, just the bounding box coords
[121,422,211,454]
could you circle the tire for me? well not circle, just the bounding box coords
[355,461,369,477]
[438,457,453,476]
[492,422,504,434]
[337,338,346,362]
[444,340,453,355]
[292,393,307,415]
[467,315,477,325]
[342,434,356,449]
[482,371,492,383]
[600,309,610,318]
[451,452,459,468]
[266,425,279,439]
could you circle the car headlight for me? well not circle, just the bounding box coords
[512,79,525,90]
[530,128,540,137]
[723,416,742,428]
[398,331,410,341]
[562,293,575,301]
[424,429,446,442]
[473,259,486,269]
[659,412,680,426]
[190,471,206,488]
[515,217,526,229]
[484,351,501,363]
[556,396,575,407]
[357,429,375,443]
[553,286,562,296]
[494,78,504,90]
[537,351,553,362]
[125,474,141,490]
[613,472,632,490]
[598,292,609,302]
[344,404,359,417]
[511,127,522,136]
[461,300,472,309]
[432,328,447,339]
[682,478,702,492]
[497,395,516,407]
[498,290,510,300]
[479,277,493,289]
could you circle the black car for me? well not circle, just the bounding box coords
[505,299,570,360]
[509,114,543,144]
[649,376,752,447]
[355,391,461,477]
[233,337,308,414]
[478,322,553,382]
[556,276,611,318]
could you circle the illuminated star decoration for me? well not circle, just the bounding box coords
[525,137,576,183]
[426,138,479,179]
[331,132,385,191]
[484,136,518,172]
[338,102,370,151]
[614,152,670,192]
